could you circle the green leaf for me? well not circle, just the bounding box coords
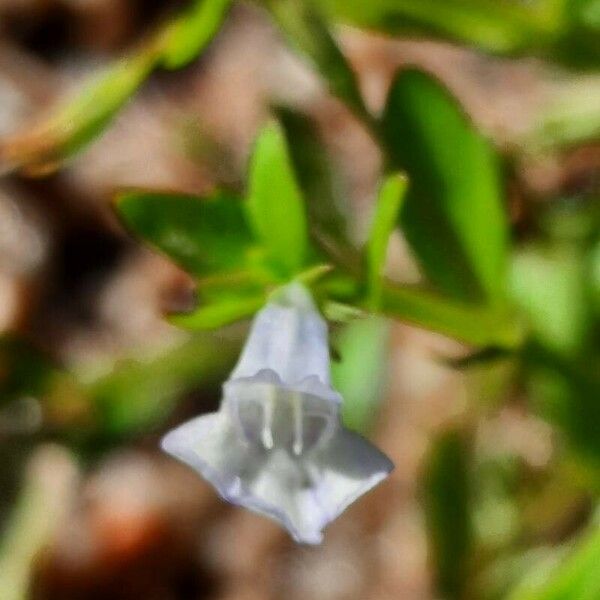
[2,50,157,174]
[264,0,370,121]
[423,428,473,600]
[158,0,232,69]
[322,301,365,323]
[247,121,308,276]
[508,522,600,600]
[366,173,408,308]
[169,294,266,330]
[382,68,509,305]
[277,107,358,268]
[332,317,390,432]
[293,263,334,286]
[115,190,254,278]
[378,283,523,348]
[2,0,230,173]
[318,0,562,55]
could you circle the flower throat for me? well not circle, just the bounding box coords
[225,382,337,455]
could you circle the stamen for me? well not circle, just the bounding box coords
[292,393,303,456]
[261,392,274,450]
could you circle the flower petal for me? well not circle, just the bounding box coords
[229,283,332,387]
[307,428,394,521]
[238,449,328,544]
[162,414,328,543]
[161,414,392,544]
[237,430,393,543]
[161,412,263,500]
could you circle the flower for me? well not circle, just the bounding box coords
[161,283,393,544]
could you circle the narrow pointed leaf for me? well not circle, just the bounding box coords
[265,0,369,120]
[2,50,157,175]
[382,69,509,304]
[115,190,254,277]
[158,0,232,69]
[169,295,267,330]
[277,107,358,267]
[366,173,408,307]
[2,0,230,173]
[247,121,308,276]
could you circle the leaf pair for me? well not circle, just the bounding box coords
[366,68,518,345]
[11,0,521,349]
[265,2,517,345]
[116,121,317,329]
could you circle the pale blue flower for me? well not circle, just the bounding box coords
[161,283,393,544]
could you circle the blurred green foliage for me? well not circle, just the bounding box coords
[0,0,599,598]
[508,518,600,600]
[512,245,589,358]
[0,338,56,407]
[319,0,561,54]
[424,428,473,599]
[0,447,76,600]
[82,335,238,444]
[1,0,232,173]
[1,334,238,455]
[264,0,371,121]
[332,317,391,433]
[318,0,600,67]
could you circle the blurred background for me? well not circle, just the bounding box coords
[0,1,599,599]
